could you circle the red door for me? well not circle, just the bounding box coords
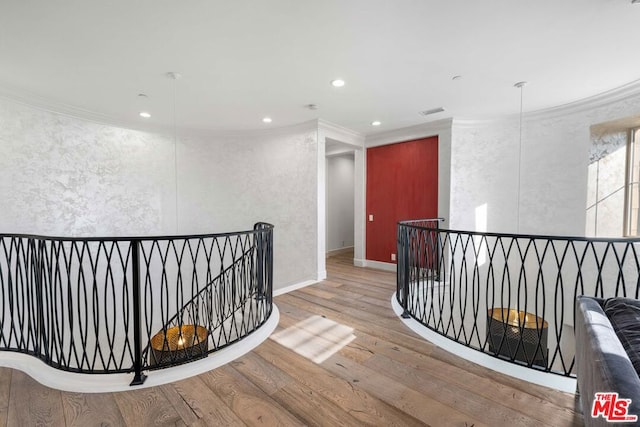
[366,136,438,263]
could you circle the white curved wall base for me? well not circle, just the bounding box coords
[0,305,280,393]
[391,295,576,394]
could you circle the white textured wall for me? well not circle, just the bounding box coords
[326,153,355,251]
[450,120,520,233]
[0,98,318,290]
[178,125,318,288]
[0,99,176,236]
[450,92,640,237]
[518,113,590,236]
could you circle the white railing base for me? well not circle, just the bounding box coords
[0,305,280,393]
[391,294,576,394]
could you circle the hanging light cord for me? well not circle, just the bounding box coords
[167,72,182,234]
[173,77,178,233]
[515,81,527,233]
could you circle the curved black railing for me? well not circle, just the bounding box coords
[0,222,274,385]
[397,219,640,377]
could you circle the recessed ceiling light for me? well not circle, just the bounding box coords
[139,111,151,118]
[330,79,345,88]
[262,117,272,123]
[371,121,381,126]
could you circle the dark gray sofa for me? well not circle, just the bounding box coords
[576,295,640,426]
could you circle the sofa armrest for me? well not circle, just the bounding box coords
[576,295,640,426]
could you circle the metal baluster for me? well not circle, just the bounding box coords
[129,240,147,386]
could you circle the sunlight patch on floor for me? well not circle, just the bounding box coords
[270,315,356,363]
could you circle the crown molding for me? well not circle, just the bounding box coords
[365,118,453,148]
[522,79,640,121]
[453,80,640,128]
[0,89,320,141]
[326,147,357,157]
[194,119,319,140]
[4,77,640,141]
[317,119,365,147]
[0,84,164,135]
[451,117,514,129]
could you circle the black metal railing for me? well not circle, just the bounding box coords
[0,222,274,385]
[397,219,640,377]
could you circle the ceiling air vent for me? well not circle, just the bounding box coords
[419,107,445,117]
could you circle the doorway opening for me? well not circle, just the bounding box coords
[326,139,356,260]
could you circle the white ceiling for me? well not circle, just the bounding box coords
[1,0,640,135]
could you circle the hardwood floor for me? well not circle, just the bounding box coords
[0,251,583,426]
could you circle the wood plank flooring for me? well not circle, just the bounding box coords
[0,251,583,426]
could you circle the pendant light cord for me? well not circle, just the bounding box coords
[168,72,182,234]
[174,78,178,233]
[515,81,527,233]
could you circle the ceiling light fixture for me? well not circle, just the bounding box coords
[262,117,272,123]
[330,79,345,88]
[514,81,527,233]
[137,93,150,118]
[371,121,381,126]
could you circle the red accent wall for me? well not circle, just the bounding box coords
[366,136,438,263]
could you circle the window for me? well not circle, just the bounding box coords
[587,123,640,238]
[625,128,640,236]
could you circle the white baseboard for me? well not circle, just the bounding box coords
[0,306,280,393]
[353,258,397,271]
[326,246,354,257]
[317,269,327,281]
[363,259,397,272]
[390,295,576,393]
[273,279,318,296]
